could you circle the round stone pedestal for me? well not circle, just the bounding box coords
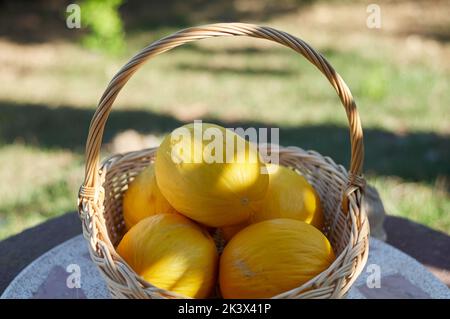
[2,235,449,299]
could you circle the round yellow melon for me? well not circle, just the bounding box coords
[155,123,269,227]
[122,163,176,230]
[219,218,335,299]
[256,164,323,226]
[221,163,323,241]
[117,213,218,298]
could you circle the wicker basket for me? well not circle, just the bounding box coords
[78,23,369,299]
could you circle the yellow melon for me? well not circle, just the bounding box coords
[117,214,218,298]
[155,123,268,227]
[256,164,323,226]
[219,218,335,299]
[122,163,176,230]
[221,163,323,241]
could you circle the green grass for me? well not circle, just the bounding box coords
[0,145,84,239]
[370,176,450,233]
[0,1,449,239]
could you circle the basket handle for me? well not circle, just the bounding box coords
[79,23,365,205]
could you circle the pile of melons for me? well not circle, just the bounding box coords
[117,123,335,299]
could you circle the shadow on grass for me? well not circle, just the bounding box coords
[176,62,296,77]
[396,23,450,44]
[181,45,279,56]
[0,101,448,185]
[122,0,316,31]
[3,0,450,49]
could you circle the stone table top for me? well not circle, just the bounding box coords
[1,234,449,299]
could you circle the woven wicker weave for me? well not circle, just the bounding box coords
[78,23,370,299]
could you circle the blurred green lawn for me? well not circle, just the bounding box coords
[0,0,449,239]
